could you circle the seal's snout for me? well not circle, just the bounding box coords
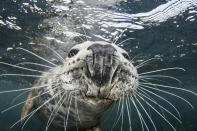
[87,43,116,56]
[86,44,117,87]
[65,41,138,100]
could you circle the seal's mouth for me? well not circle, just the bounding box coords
[80,96,114,105]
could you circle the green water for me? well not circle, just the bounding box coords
[0,0,197,131]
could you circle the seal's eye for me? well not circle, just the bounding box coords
[68,49,79,58]
[122,53,130,60]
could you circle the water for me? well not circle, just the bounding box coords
[0,0,197,131]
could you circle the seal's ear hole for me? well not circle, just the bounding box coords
[122,53,130,60]
[68,49,79,58]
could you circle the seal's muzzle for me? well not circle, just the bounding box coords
[86,44,117,87]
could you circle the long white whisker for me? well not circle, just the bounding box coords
[47,91,72,131]
[64,91,74,131]
[136,58,162,69]
[111,99,123,131]
[11,89,63,129]
[138,87,181,118]
[132,95,156,131]
[0,83,56,94]
[139,75,182,84]
[113,30,125,45]
[16,62,53,69]
[121,94,125,131]
[45,91,67,131]
[16,47,57,67]
[38,44,65,64]
[139,67,185,75]
[75,93,81,125]
[137,86,166,118]
[128,96,145,131]
[74,94,79,131]
[131,96,149,131]
[21,89,64,129]
[75,34,86,42]
[137,91,182,123]
[125,99,132,131]
[139,84,194,108]
[139,82,197,96]
[117,37,135,46]
[11,90,30,104]
[0,62,47,73]
[0,74,43,78]
[1,84,59,113]
[136,94,177,131]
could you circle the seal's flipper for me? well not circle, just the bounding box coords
[21,91,34,124]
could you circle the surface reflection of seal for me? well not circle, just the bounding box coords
[21,41,139,131]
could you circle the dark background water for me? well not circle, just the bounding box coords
[0,0,197,131]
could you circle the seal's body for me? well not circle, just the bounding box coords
[21,41,138,130]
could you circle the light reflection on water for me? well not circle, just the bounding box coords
[0,0,197,131]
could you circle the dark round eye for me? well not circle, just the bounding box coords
[122,53,130,60]
[68,49,79,58]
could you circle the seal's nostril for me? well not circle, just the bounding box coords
[87,44,116,56]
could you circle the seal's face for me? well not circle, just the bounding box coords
[59,41,138,102]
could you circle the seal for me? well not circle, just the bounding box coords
[1,1,196,131]
[21,41,138,131]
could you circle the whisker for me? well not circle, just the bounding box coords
[135,62,155,69]
[139,84,194,108]
[64,91,74,131]
[0,62,47,73]
[21,89,64,129]
[130,96,149,131]
[112,29,126,45]
[16,47,57,67]
[74,94,80,130]
[37,44,65,64]
[139,75,182,84]
[75,34,86,42]
[16,62,53,69]
[111,98,123,131]
[136,58,162,69]
[132,95,156,131]
[139,82,197,96]
[0,74,43,78]
[137,91,182,123]
[139,67,185,76]
[138,87,181,118]
[11,89,63,129]
[11,90,30,104]
[130,53,143,62]
[136,94,177,131]
[50,94,69,131]
[137,85,166,118]
[75,93,81,125]
[121,94,125,131]
[125,99,132,131]
[79,19,88,41]
[1,83,59,113]
[0,83,56,94]
[45,91,67,131]
[117,37,135,46]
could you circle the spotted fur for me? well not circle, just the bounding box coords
[22,41,138,130]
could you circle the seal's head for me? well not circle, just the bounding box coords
[24,41,139,129]
[59,41,138,102]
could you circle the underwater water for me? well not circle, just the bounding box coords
[0,0,197,131]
